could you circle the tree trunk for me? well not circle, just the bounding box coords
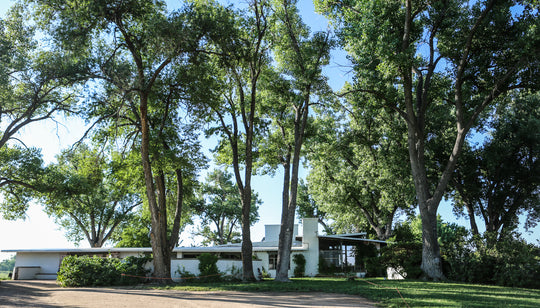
[419,201,444,280]
[464,202,480,236]
[240,188,255,281]
[276,99,309,281]
[140,93,171,281]
[168,168,184,251]
[275,152,292,282]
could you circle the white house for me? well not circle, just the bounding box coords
[3,218,387,280]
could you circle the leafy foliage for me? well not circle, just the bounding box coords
[316,0,540,280]
[451,92,540,239]
[0,146,47,219]
[40,145,142,247]
[0,4,85,150]
[57,255,151,287]
[444,234,540,289]
[379,216,540,288]
[27,0,222,279]
[307,108,415,239]
[292,254,306,277]
[378,216,468,279]
[201,0,273,281]
[113,211,152,248]
[175,266,196,280]
[197,253,220,282]
[195,169,260,246]
[263,0,333,282]
[0,256,15,272]
[295,180,332,234]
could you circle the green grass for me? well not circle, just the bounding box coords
[0,271,11,280]
[152,277,540,307]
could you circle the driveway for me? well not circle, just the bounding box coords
[0,280,377,307]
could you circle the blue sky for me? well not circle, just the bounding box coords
[1,0,538,261]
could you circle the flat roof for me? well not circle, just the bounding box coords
[318,235,388,244]
[1,245,308,254]
[1,247,153,253]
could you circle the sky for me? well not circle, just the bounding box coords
[1,0,538,261]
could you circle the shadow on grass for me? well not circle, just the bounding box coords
[156,278,540,308]
[357,279,540,307]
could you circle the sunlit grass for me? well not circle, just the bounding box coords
[0,271,10,280]
[153,277,540,307]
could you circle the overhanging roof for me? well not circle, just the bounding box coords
[319,235,388,244]
[1,248,153,253]
[1,244,308,254]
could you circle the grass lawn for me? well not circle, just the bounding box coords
[0,271,11,280]
[155,277,540,307]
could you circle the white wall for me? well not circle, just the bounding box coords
[264,224,298,242]
[14,252,62,276]
[301,218,319,277]
[170,260,263,281]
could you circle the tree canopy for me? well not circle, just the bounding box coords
[451,92,540,241]
[316,0,540,280]
[0,0,538,284]
[195,169,260,246]
[40,145,142,247]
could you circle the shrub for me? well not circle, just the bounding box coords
[293,254,306,277]
[197,253,220,282]
[377,242,423,279]
[260,266,271,278]
[443,234,540,288]
[223,264,242,282]
[57,255,150,287]
[354,243,385,277]
[175,266,196,282]
[116,255,151,285]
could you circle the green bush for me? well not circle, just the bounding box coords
[223,264,242,281]
[354,243,385,277]
[175,266,196,282]
[293,254,306,277]
[444,234,540,288]
[377,242,423,279]
[57,255,150,287]
[117,255,151,285]
[197,253,220,282]
[0,256,15,272]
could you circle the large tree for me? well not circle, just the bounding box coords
[451,92,540,241]
[307,106,415,240]
[316,0,539,279]
[29,0,220,279]
[195,169,260,246]
[41,145,142,247]
[262,0,332,282]
[204,0,271,281]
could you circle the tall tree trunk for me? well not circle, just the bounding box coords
[275,152,292,281]
[465,202,480,236]
[140,93,171,281]
[240,189,255,281]
[168,168,184,251]
[276,101,309,281]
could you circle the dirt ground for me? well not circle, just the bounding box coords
[0,280,377,307]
